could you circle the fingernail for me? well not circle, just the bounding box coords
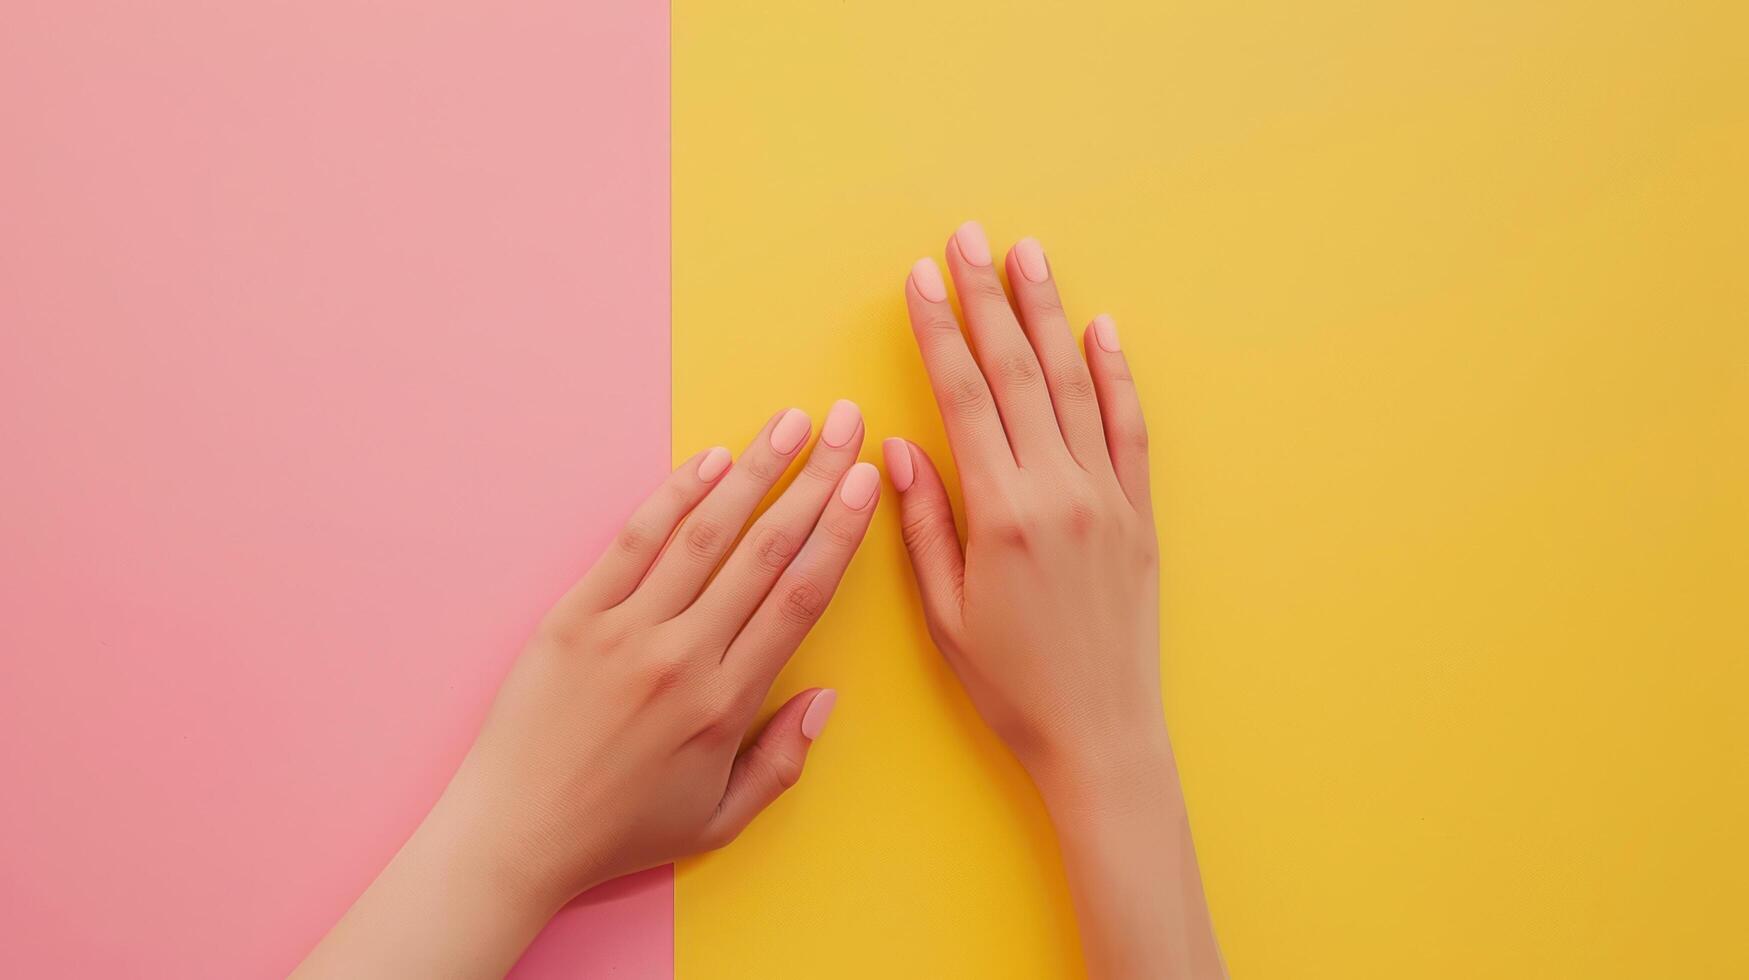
[1014,237,1049,283]
[801,688,837,740]
[882,437,915,492]
[770,408,812,455]
[910,258,947,303]
[821,399,862,448]
[839,462,880,510]
[1091,314,1121,352]
[954,220,992,267]
[697,446,732,482]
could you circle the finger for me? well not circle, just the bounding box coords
[1004,237,1112,476]
[882,438,965,638]
[561,447,732,614]
[683,400,865,644]
[722,463,879,691]
[944,221,1065,465]
[1084,315,1152,513]
[633,408,813,620]
[703,688,836,849]
[906,256,1013,483]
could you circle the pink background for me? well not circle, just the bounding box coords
[0,1,672,976]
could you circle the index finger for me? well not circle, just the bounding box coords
[905,257,1014,485]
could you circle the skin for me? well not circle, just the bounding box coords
[294,221,1221,978]
[294,408,879,979]
[886,222,1224,979]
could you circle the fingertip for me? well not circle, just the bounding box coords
[881,438,915,492]
[910,258,948,303]
[952,220,992,267]
[770,407,813,454]
[821,399,863,449]
[1088,314,1121,353]
[697,446,732,482]
[800,688,837,740]
[1012,236,1049,283]
[839,462,881,510]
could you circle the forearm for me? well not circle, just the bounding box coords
[291,803,560,980]
[1035,731,1225,980]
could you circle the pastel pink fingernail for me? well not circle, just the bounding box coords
[821,399,862,448]
[1091,314,1121,352]
[954,220,992,267]
[801,688,837,740]
[697,446,732,482]
[882,438,915,492]
[839,462,880,510]
[770,408,812,454]
[1014,237,1049,283]
[910,258,947,303]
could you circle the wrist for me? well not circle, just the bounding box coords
[1027,721,1181,823]
[404,793,575,928]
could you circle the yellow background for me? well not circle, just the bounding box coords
[672,1,1747,976]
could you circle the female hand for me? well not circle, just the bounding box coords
[885,223,1222,979]
[296,402,878,979]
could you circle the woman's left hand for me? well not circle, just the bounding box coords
[295,401,876,979]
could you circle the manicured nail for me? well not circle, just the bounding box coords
[882,438,915,492]
[954,220,992,267]
[1090,314,1121,352]
[770,408,812,454]
[821,399,862,448]
[801,688,837,740]
[910,258,947,303]
[1014,237,1049,283]
[839,462,880,510]
[697,446,732,482]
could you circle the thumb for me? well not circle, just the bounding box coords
[705,688,837,848]
[881,438,965,633]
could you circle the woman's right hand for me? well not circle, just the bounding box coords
[883,221,1166,795]
[885,221,1224,979]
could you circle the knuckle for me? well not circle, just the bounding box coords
[682,517,728,562]
[637,653,694,700]
[979,509,1032,548]
[615,519,657,557]
[698,824,737,851]
[966,276,1009,306]
[745,742,802,792]
[993,348,1042,389]
[819,512,861,549]
[777,577,828,627]
[743,450,788,481]
[1028,290,1066,320]
[692,696,742,746]
[750,523,799,572]
[1048,359,1097,404]
[1059,491,1100,536]
[920,308,962,336]
[945,371,993,419]
[900,512,946,556]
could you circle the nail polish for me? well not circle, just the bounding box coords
[839,462,880,510]
[770,408,812,454]
[954,220,992,267]
[697,446,732,482]
[910,258,947,303]
[801,689,837,740]
[1091,314,1121,353]
[1014,237,1049,283]
[821,399,862,448]
[882,438,915,492]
